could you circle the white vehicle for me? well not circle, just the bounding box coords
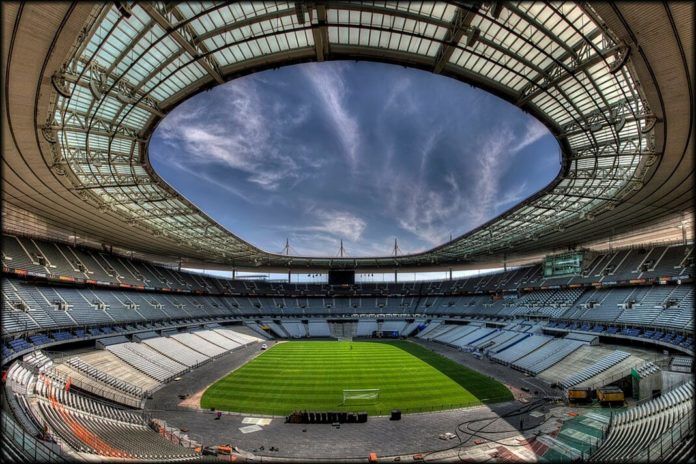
[260,344,268,350]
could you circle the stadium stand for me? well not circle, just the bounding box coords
[591,381,694,461]
[402,320,426,337]
[261,321,290,338]
[280,320,306,338]
[1,239,694,462]
[142,337,208,367]
[75,351,161,392]
[214,327,263,345]
[419,323,457,341]
[192,329,241,350]
[670,356,693,373]
[2,2,694,461]
[307,319,331,337]
[437,325,480,345]
[35,380,197,460]
[169,332,226,357]
[356,319,378,336]
[380,320,408,334]
[559,351,632,389]
[512,337,587,375]
[4,235,691,300]
[106,343,186,382]
[490,335,552,366]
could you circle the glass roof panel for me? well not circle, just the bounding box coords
[44,1,656,267]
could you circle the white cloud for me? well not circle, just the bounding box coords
[494,180,529,210]
[516,118,548,153]
[381,141,464,247]
[467,117,548,226]
[383,75,416,114]
[151,62,555,257]
[300,63,361,169]
[156,78,310,191]
[374,116,550,247]
[287,232,413,258]
[302,208,367,242]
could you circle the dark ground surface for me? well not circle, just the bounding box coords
[145,339,558,459]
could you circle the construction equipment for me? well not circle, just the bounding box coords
[597,386,625,406]
[567,387,593,404]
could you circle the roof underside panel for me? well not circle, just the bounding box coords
[39,1,662,269]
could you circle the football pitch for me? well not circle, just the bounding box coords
[200,340,512,416]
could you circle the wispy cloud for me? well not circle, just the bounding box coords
[383,75,416,114]
[156,78,310,191]
[150,62,556,257]
[283,207,367,243]
[494,180,529,210]
[380,131,462,247]
[516,118,548,153]
[468,118,548,226]
[300,62,361,169]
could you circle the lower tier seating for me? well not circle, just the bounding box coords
[559,350,631,389]
[591,381,694,461]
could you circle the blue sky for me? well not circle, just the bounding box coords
[150,61,560,257]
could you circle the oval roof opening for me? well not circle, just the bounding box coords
[150,61,559,257]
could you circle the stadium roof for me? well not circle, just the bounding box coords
[2,2,693,271]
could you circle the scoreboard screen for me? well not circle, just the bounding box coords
[328,270,355,285]
[544,252,583,277]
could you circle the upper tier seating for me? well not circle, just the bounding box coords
[3,234,691,296]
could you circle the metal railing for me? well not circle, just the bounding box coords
[635,376,694,406]
[149,418,202,449]
[632,408,694,462]
[579,358,669,393]
[1,411,67,462]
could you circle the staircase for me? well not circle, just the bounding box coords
[329,321,356,340]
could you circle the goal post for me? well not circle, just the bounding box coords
[342,389,380,404]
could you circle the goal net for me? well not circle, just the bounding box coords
[342,389,380,404]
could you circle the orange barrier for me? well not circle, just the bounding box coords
[43,376,130,458]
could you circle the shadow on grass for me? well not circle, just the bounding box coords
[367,340,513,404]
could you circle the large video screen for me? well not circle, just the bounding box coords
[544,252,583,277]
[328,270,355,285]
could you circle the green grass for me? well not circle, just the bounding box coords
[200,340,512,415]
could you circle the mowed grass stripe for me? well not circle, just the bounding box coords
[201,341,512,415]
